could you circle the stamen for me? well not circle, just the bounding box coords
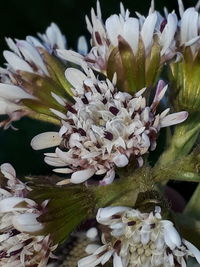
[109,106,119,115]
[104,131,113,140]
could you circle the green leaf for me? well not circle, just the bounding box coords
[18,71,73,102]
[118,36,138,93]
[22,99,58,118]
[175,213,200,248]
[184,183,200,220]
[158,113,200,166]
[28,184,95,244]
[169,47,200,113]
[134,38,145,89]
[155,146,200,182]
[107,47,128,92]
[146,40,161,87]
[27,166,153,245]
[40,48,73,96]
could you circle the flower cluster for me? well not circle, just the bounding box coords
[31,68,187,184]
[0,0,198,128]
[0,0,199,266]
[79,206,200,267]
[58,1,177,88]
[0,163,57,266]
[0,22,72,128]
[0,0,200,125]
[59,0,200,70]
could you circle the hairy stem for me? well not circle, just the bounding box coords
[158,113,200,166]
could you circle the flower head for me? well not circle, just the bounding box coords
[168,1,200,113]
[177,0,200,58]
[78,206,200,267]
[58,1,178,93]
[31,68,187,185]
[0,23,72,128]
[0,163,57,266]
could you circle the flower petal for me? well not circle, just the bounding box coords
[0,163,16,180]
[0,197,27,212]
[3,51,33,72]
[65,68,87,89]
[160,111,188,128]
[78,36,88,55]
[70,168,95,184]
[12,213,44,233]
[96,206,129,224]
[183,239,200,263]
[113,154,129,167]
[0,84,34,101]
[31,132,62,150]
[141,12,157,54]
[113,253,123,267]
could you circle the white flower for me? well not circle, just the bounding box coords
[158,12,178,58]
[31,68,188,184]
[0,23,68,128]
[37,22,67,52]
[175,0,200,58]
[57,1,178,73]
[0,163,57,266]
[179,7,200,56]
[79,206,200,267]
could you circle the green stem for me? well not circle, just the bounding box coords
[153,148,200,182]
[154,168,200,183]
[158,113,200,166]
[93,167,153,208]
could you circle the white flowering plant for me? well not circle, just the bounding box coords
[0,0,200,266]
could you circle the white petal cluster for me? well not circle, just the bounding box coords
[57,1,178,72]
[3,22,66,77]
[0,23,67,128]
[31,68,187,184]
[177,0,200,57]
[58,0,200,71]
[0,163,56,266]
[158,0,200,58]
[37,22,67,52]
[1,22,66,84]
[78,206,200,267]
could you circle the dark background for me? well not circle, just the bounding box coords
[0,0,197,199]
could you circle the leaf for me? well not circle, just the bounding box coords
[184,183,200,220]
[174,213,200,248]
[134,38,145,89]
[170,48,200,112]
[107,47,128,92]
[18,71,73,103]
[22,99,59,118]
[28,184,95,244]
[146,40,161,87]
[27,167,152,245]
[118,36,138,93]
[156,145,200,182]
[39,48,73,96]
